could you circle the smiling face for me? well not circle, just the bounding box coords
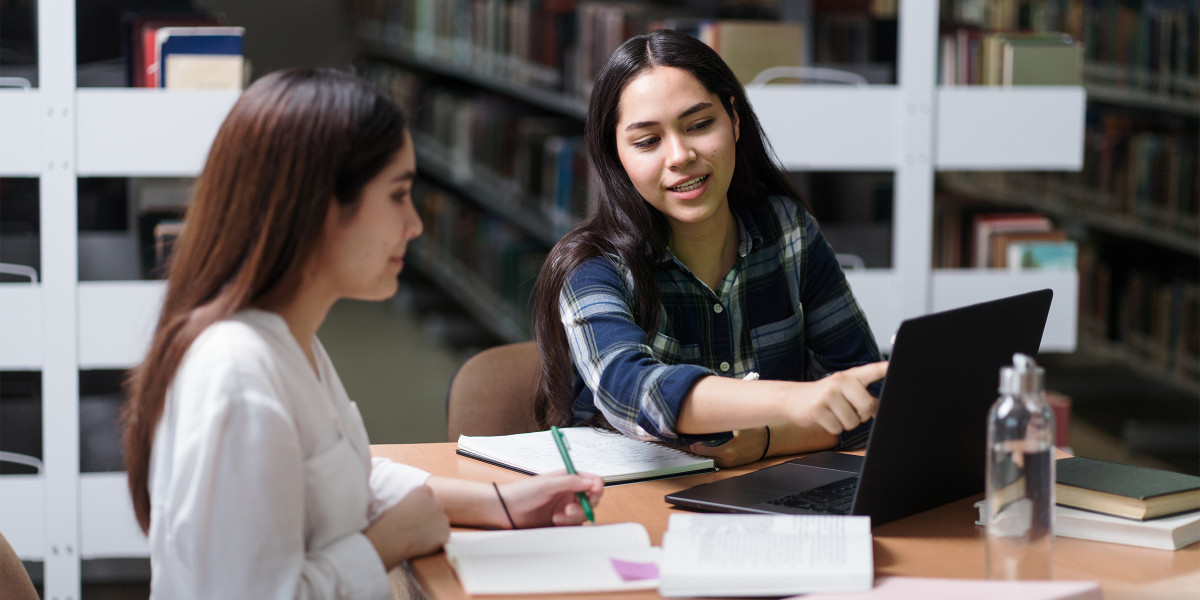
[313,129,423,302]
[615,66,740,231]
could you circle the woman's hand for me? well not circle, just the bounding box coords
[780,361,887,435]
[688,427,769,468]
[363,484,450,569]
[497,473,604,528]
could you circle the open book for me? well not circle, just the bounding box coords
[659,514,874,597]
[456,426,715,483]
[444,523,660,595]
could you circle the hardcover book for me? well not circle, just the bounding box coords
[1056,456,1200,520]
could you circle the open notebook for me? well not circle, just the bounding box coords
[457,426,715,484]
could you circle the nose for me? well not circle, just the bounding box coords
[404,200,424,241]
[665,133,696,170]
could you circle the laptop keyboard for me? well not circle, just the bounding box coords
[764,476,858,514]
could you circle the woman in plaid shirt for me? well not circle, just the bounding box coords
[532,29,888,468]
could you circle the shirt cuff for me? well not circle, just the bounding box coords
[368,457,432,522]
[636,364,730,445]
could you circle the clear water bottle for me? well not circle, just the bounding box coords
[985,353,1055,580]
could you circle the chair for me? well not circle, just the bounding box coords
[446,341,540,440]
[0,531,39,600]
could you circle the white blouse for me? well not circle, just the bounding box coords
[147,309,430,599]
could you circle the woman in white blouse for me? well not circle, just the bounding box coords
[121,68,604,599]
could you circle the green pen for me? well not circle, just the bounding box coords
[550,426,595,522]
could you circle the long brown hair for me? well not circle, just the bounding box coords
[531,29,805,428]
[121,68,408,533]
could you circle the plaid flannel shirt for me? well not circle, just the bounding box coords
[560,196,882,448]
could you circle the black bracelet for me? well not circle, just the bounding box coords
[492,482,518,530]
[758,425,772,462]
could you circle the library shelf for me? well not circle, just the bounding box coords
[76,89,240,176]
[415,134,561,246]
[78,281,166,369]
[841,268,1078,354]
[0,285,44,369]
[410,245,529,344]
[940,172,1199,258]
[0,90,42,175]
[356,22,588,120]
[1083,63,1200,117]
[0,473,149,563]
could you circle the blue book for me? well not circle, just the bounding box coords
[1007,240,1077,271]
[154,26,245,88]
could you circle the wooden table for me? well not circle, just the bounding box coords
[372,443,1200,599]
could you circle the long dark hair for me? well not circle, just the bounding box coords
[531,29,805,428]
[121,68,408,533]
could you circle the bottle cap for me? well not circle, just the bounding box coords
[999,352,1044,394]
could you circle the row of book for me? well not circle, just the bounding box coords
[933,196,1076,271]
[948,0,1199,97]
[938,28,1082,86]
[1078,248,1200,386]
[124,12,246,89]
[350,0,896,100]
[364,62,592,236]
[1078,111,1199,234]
[413,181,547,316]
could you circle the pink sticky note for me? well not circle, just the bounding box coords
[609,558,659,581]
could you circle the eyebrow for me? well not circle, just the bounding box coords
[392,170,416,183]
[623,101,714,132]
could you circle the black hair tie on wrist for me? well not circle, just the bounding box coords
[758,425,771,462]
[493,482,518,529]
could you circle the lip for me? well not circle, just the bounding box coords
[666,174,710,200]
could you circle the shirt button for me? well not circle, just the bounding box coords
[713,303,724,314]
[719,361,731,372]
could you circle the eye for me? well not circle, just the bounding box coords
[688,119,714,132]
[632,135,659,150]
[391,189,411,203]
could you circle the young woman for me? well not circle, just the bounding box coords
[533,29,888,468]
[122,69,602,599]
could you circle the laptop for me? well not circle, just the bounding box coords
[665,288,1054,527]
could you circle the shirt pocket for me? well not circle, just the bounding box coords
[303,436,369,551]
[650,330,701,364]
[748,309,805,370]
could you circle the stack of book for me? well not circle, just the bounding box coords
[1054,456,1200,551]
[126,13,245,89]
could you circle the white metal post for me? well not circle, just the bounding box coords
[38,0,81,597]
[894,0,938,322]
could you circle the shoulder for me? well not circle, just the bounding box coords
[566,253,633,289]
[171,310,299,413]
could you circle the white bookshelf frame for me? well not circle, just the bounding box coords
[0,2,230,596]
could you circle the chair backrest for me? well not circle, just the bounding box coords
[446,341,540,440]
[0,531,38,600]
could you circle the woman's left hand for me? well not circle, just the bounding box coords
[497,473,604,528]
[688,427,769,468]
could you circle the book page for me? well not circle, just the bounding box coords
[660,514,873,597]
[445,523,660,595]
[457,427,713,482]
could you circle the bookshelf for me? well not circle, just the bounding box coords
[936,0,1198,394]
[0,2,237,595]
[354,1,1083,352]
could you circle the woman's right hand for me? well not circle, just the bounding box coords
[781,361,888,435]
[364,484,449,569]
